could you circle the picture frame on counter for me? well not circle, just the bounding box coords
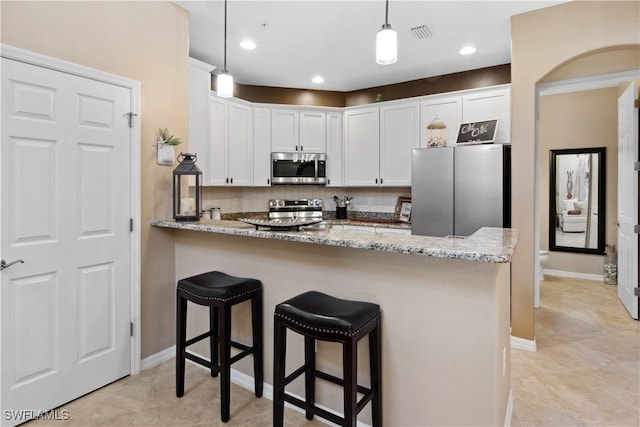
[394,195,412,223]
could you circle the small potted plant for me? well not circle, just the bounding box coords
[156,128,182,165]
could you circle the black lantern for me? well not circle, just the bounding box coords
[173,153,202,221]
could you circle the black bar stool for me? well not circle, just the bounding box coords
[176,271,263,422]
[273,291,382,427]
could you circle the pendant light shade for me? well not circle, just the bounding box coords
[376,0,397,65]
[218,0,234,98]
[217,72,234,98]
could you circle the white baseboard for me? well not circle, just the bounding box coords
[511,335,537,352]
[504,390,513,427]
[141,347,371,427]
[140,345,176,370]
[544,269,604,282]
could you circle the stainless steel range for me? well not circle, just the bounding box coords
[269,199,324,220]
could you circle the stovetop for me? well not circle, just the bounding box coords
[268,199,323,220]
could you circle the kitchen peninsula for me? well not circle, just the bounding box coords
[153,219,518,426]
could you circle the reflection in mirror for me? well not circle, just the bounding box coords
[549,147,606,254]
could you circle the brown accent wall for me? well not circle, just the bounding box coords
[344,64,511,106]
[510,0,639,341]
[212,64,511,107]
[1,1,189,358]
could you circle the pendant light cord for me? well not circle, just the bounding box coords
[385,0,389,25]
[223,0,228,72]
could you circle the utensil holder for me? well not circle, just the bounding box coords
[336,206,347,219]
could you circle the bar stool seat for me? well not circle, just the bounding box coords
[273,291,382,427]
[176,271,263,423]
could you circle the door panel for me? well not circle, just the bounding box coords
[1,58,132,426]
[617,81,639,319]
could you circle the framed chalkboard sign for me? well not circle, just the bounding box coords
[456,119,498,144]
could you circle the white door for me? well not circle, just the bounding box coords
[344,107,380,186]
[617,81,639,319]
[209,95,228,186]
[1,58,132,425]
[227,101,253,186]
[270,109,299,152]
[299,110,326,153]
[380,102,419,186]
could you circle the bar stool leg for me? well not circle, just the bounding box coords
[273,319,287,427]
[252,290,264,397]
[343,337,358,427]
[219,304,232,422]
[176,293,187,397]
[369,320,382,427]
[210,306,219,377]
[304,336,316,420]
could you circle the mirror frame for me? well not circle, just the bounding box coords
[549,147,606,255]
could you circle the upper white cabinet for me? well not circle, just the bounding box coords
[270,109,299,152]
[379,102,419,186]
[420,95,462,148]
[271,108,327,153]
[326,112,343,187]
[344,107,380,186]
[344,102,419,187]
[253,107,271,187]
[209,95,253,186]
[188,58,215,182]
[462,87,510,144]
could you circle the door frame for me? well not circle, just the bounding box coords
[0,44,142,377]
[534,69,640,306]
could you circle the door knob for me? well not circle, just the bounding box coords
[0,259,25,271]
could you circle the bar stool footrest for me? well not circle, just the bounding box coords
[185,330,214,347]
[314,370,371,396]
[185,352,215,371]
[283,393,344,426]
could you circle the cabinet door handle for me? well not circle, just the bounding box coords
[267,178,270,185]
[380,178,384,184]
[295,146,298,151]
[230,177,233,184]
[327,179,331,185]
[375,178,378,184]
[226,177,229,184]
[301,145,304,151]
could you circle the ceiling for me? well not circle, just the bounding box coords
[175,1,566,92]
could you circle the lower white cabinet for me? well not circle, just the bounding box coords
[209,95,253,186]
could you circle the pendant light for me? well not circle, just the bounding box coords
[217,0,234,98]
[376,0,397,65]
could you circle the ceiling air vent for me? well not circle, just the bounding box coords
[410,25,432,40]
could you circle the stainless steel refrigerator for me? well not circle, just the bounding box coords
[411,144,511,237]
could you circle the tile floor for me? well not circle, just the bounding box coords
[26,276,639,426]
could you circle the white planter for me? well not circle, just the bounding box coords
[156,142,175,166]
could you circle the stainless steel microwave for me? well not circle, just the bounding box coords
[271,152,327,185]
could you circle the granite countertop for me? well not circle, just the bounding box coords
[152,219,518,263]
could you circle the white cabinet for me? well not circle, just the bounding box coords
[326,112,343,187]
[299,111,326,152]
[271,108,327,153]
[420,95,462,148]
[188,58,215,182]
[344,107,380,186]
[379,102,419,186]
[253,107,271,187]
[270,109,299,152]
[209,95,253,186]
[344,102,418,187]
[462,87,510,144]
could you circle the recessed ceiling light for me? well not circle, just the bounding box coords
[459,46,477,55]
[312,75,325,84]
[240,39,256,50]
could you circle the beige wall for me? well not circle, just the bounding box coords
[511,1,640,340]
[1,1,189,358]
[539,88,619,275]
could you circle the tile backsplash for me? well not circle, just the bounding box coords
[201,186,410,215]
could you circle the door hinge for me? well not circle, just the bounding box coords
[130,218,134,232]
[130,322,134,337]
[634,162,639,171]
[634,224,640,234]
[634,288,639,297]
[635,99,640,109]
[126,112,137,128]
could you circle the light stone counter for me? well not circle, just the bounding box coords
[154,219,518,426]
[151,219,518,263]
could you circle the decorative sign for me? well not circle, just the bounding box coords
[455,119,498,144]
